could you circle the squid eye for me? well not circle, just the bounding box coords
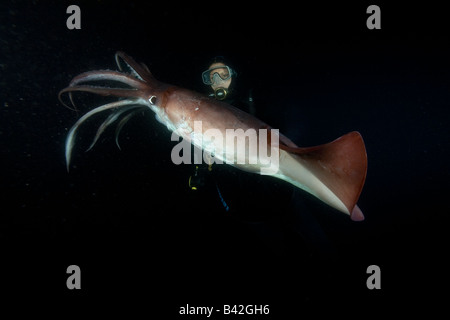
[149,96,156,104]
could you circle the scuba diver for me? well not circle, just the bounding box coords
[200,57,255,114]
[189,57,255,194]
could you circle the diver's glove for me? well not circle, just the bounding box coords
[189,165,212,190]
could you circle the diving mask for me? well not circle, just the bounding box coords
[202,65,236,85]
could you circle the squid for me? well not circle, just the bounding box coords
[59,52,367,221]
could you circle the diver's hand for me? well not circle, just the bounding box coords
[189,165,206,190]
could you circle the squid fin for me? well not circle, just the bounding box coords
[278,131,367,221]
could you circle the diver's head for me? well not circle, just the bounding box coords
[202,60,237,100]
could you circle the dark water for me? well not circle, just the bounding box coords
[0,0,449,316]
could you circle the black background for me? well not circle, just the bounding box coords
[0,0,449,317]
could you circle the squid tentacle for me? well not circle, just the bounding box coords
[69,70,147,89]
[58,86,144,110]
[62,54,158,170]
[86,105,144,152]
[59,70,148,111]
[115,51,155,83]
[65,98,145,171]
